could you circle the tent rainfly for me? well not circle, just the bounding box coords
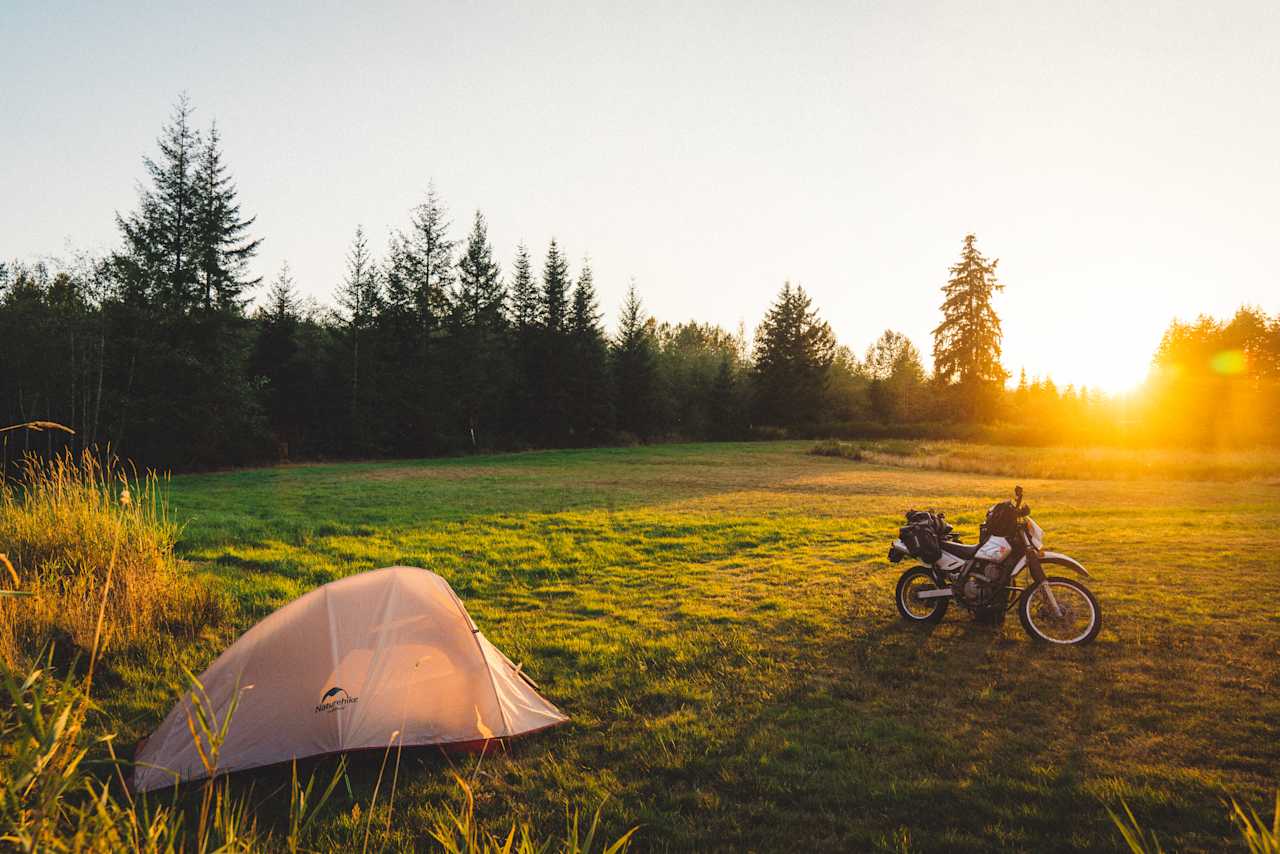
[132,566,567,792]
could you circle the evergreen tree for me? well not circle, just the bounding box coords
[567,258,613,442]
[193,121,261,312]
[453,211,506,326]
[531,240,574,444]
[106,96,270,467]
[393,184,455,331]
[751,282,836,426]
[541,240,571,332]
[334,227,382,452]
[114,95,202,309]
[448,211,509,448]
[708,356,743,440]
[252,263,307,454]
[380,186,455,452]
[509,243,539,331]
[932,234,1007,413]
[612,281,659,439]
[506,241,540,439]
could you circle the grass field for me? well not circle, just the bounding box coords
[90,441,1280,850]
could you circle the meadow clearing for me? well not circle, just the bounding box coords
[12,440,1280,851]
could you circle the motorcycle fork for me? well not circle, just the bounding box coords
[1025,549,1064,618]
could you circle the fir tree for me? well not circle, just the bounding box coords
[452,211,505,326]
[193,121,261,311]
[708,356,742,440]
[393,184,455,331]
[252,263,305,451]
[334,227,381,451]
[751,282,836,426]
[448,211,509,448]
[541,240,571,333]
[932,234,1007,392]
[114,95,202,309]
[612,281,659,439]
[509,242,539,330]
[567,258,613,442]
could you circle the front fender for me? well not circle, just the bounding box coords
[1011,551,1090,578]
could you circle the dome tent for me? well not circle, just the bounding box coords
[133,566,567,792]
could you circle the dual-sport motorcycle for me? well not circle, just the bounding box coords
[887,486,1102,644]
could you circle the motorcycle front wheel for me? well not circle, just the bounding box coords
[1018,576,1101,645]
[895,567,949,624]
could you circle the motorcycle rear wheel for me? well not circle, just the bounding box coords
[1018,576,1101,645]
[895,567,949,624]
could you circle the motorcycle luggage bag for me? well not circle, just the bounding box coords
[899,522,942,564]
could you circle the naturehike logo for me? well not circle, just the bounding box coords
[315,686,359,714]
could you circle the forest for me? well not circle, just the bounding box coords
[3,98,1278,470]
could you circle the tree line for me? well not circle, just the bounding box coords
[2,99,1277,469]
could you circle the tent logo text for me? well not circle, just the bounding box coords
[315,686,358,714]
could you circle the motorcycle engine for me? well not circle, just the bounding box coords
[955,560,1004,607]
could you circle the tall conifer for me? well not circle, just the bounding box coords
[613,281,658,438]
[932,234,1006,389]
[751,282,836,426]
[193,121,261,311]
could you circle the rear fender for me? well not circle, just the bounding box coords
[1011,551,1090,578]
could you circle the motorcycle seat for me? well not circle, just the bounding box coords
[941,541,980,559]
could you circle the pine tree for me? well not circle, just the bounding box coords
[108,96,270,466]
[530,239,574,445]
[380,186,456,453]
[453,211,506,326]
[509,243,539,330]
[540,240,571,333]
[612,281,659,439]
[567,258,613,443]
[448,211,509,448]
[114,95,202,309]
[334,227,381,451]
[751,282,836,426]
[252,263,305,453]
[193,121,261,312]
[708,356,742,440]
[393,184,455,331]
[932,234,1007,396]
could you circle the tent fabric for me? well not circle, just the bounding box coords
[132,566,567,792]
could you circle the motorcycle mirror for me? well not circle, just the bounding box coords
[1019,504,1032,518]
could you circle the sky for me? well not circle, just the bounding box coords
[3,1,1278,393]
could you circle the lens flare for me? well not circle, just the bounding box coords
[1210,349,1246,375]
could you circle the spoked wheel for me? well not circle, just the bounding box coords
[1018,576,1101,645]
[895,567,949,624]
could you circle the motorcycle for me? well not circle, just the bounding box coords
[887,486,1101,644]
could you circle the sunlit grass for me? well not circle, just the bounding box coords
[0,450,226,666]
[70,440,1267,851]
[812,438,1280,481]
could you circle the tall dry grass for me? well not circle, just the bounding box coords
[810,438,1280,482]
[0,449,223,667]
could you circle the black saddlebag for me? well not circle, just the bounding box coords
[899,510,944,563]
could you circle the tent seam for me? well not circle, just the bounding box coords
[443,582,513,737]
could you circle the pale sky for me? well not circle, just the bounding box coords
[3,1,1278,392]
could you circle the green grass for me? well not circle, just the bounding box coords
[88,441,1280,850]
